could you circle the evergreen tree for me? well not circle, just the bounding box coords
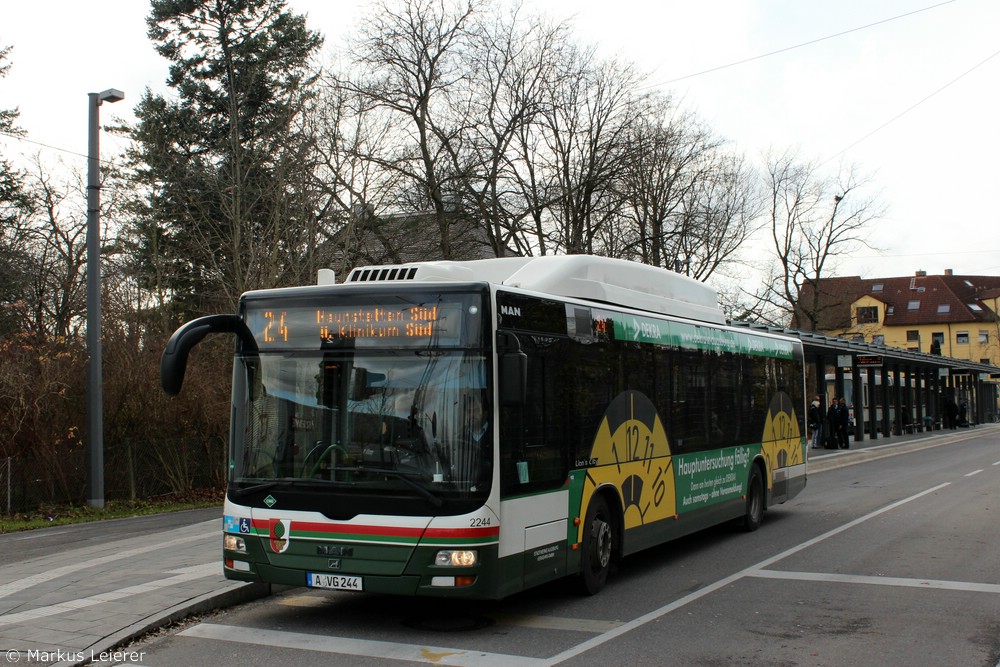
[0,44,34,337]
[126,0,323,319]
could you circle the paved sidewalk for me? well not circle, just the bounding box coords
[0,514,269,667]
[0,424,994,667]
[806,422,995,473]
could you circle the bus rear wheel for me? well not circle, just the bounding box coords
[580,495,614,595]
[742,465,764,532]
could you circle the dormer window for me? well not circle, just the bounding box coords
[856,306,879,324]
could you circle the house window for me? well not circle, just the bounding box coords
[871,283,884,292]
[856,306,879,324]
[929,332,944,354]
[936,304,950,313]
[969,303,983,312]
[979,330,989,344]
[887,306,895,315]
[956,331,969,345]
[873,335,885,345]
[906,330,920,342]
[907,300,920,310]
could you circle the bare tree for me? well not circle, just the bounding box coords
[309,73,411,273]
[615,99,724,269]
[343,0,477,260]
[0,156,121,341]
[455,4,570,257]
[674,151,763,280]
[542,48,646,255]
[756,150,884,327]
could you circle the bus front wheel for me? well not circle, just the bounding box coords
[580,495,614,595]
[742,465,764,532]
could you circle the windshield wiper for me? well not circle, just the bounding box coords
[230,478,333,499]
[340,466,444,508]
[230,481,278,498]
[233,470,444,508]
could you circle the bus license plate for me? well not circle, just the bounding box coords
[307,573,363,591]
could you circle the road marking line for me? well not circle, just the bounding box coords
[965,469,983,477]
[748,569,1000,595]
[273,596,623,633]
[543,482,952,665]
[180,623,547,666]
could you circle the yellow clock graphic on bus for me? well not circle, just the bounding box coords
[581,390,676,535]
[760,391,803,478]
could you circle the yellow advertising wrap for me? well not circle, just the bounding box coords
[760,392,804,491]
[577,390,803,544]
[578,391,676,542]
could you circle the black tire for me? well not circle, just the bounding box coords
[580,495,614,595]
[742,465,764,532]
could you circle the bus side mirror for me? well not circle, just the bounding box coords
[161,314,256,395]
[499,349,527,407]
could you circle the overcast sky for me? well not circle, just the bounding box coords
[2,0,998,279]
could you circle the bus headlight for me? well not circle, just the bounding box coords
[435,550,477,567]
[224,535,247,553]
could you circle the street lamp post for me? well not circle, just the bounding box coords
[86,88,124,509]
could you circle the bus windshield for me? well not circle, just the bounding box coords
[229,290,491,516]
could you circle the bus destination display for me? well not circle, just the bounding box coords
[246,300,467,349]
[318,305,440,339]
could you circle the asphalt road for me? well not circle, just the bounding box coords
[115,434,1000,666]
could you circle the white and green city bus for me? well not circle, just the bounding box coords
[161,255,806,599]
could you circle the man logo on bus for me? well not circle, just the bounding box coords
[269,518,291,553]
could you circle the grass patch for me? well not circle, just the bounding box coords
[0,488,224,533]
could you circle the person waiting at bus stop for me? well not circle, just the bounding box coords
[824,397,838,449]
[808,396,823,449]
[943,396,960,429]
[836,397,851,449]
[826,397,849,449]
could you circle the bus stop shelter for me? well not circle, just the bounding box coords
[733,323,1000,444]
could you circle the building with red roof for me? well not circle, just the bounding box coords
[794,269,1000,368]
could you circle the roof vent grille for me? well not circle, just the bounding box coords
[347,266,419,283]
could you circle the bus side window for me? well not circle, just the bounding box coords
[672,350,708,452]
[499,337,571,495]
